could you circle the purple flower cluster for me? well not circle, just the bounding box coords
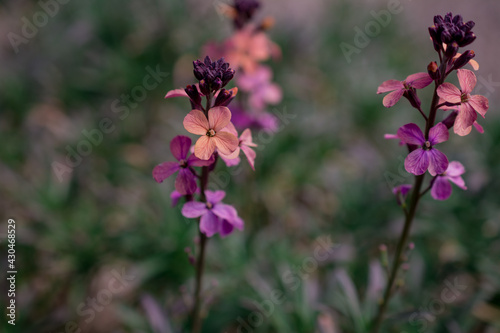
[378,13,489,201]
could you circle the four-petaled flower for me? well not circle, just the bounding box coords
[218,122,258,170]
[431,161,467,200]
[153,136,214,195]
[183,106,239,160]
[437,69,488,136]
[182,190,244,237]
[236,65,282,110]
[398,123,449,176]
[377,73,433,108]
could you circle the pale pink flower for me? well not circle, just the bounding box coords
[183,106,239,160]
[218,122,258,170]
[437,69,488,136]
[237,65,282,110]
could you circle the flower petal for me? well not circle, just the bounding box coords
[182,201,208,218]
[165,88,188,99]
[208,106,232,131]
[219,219,235,238]
[219,153,241,167]
[377,80,403,94]
[406,72,433,89]
[431,176,452,200]
[437,83,461,104]
[427,149,449,176]
[428,123,449,145]
[170,136,192,161]
[187,153,215,167]
[184,110,209,135]
[194,136,216,160]
[263,83,282,105]
[446,161,465,177]
[170,190,182,207]
[473,121,484,133]
[405,148,429,175]
[468,95,488,118]
[152,162,179,183]
[200,211,219,237]
[213,131,239,155]
[175,168,197,195]
[397,123,425,146]
[457,69,476,95]
[241,145,256,170]
[448,176,467,190]
[382,89,404,108]
[205,190,226,204]
[219,121,238,137]
[240,128,257,147]
[212,203,238,221]
[454,103,477,136]
[219,146,241,160]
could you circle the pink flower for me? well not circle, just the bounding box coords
[377,73,433,108]
[152,136,214,195]
[437,69,488,136]
[223,25,281,73]
[237,65,282,110]
[218,122,258,170]
[397,123,449,176]
[182,190,244,237]
[431,161,467,200]
[183,106,239,160]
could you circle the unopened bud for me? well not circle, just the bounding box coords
[453,50,475,70]
[427,61,440,80]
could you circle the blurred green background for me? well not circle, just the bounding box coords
[1,0,499,332]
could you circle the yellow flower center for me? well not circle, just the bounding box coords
[206,129,216,137]
[461,93,469,103]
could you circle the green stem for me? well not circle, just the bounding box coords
[191,166,209,333]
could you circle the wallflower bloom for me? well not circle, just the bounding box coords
[153,136,214,195]
[431,161,467,200]
[182,190,244,237]
[218,122,258,170]
[183,106,239,160]
[437,69,488,136]
[237,65,282,110]
[377,73,433,108]
[397,123,449,176]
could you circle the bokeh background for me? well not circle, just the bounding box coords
[1,0,499,332]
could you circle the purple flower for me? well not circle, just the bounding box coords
[377,73,433,108]
[431,161,467,200]
[392,184,412,205]
[181,190,244,237]
[153,136,214,195]
[397,123,449,176]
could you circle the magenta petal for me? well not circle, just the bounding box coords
[468,95,488,118]
[200,211,219,237]
[170,136,192,161]
[428,123,449,145]
[377,80,403,94]
[205,190,226,204]
[187,154,215,167]
[241,145,256,170]
[175,168,197,195]
[212,203,238,221]
[220,153,241,167]
[219,219,235,238]
[448,176,467,190]
[431,176,452,200]
[406,72,433,89]
[473,121,484,134]
[152,162,179,183]
[170,190,182,207]
[382,89,404,108]
[405,148,429,175]
[446,161,465,177]
[182,201,208,218]
[397,123,425,146]
[427,149,449,176]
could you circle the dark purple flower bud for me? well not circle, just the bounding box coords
[452,50,475,70]
[445,41,459,59]
[199,79,210,96]
[192,56,235,94]
[430,13,476,51]
[460,32,476,47]
[222,69,235,87]
[233,0,260,29]
[213,88,237,107]
[452,14,463,25]
[464,21,475,31]
[442,110,458,129]
[427,61,440,81]
[212,77,222,92]
[185,84,202,109]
